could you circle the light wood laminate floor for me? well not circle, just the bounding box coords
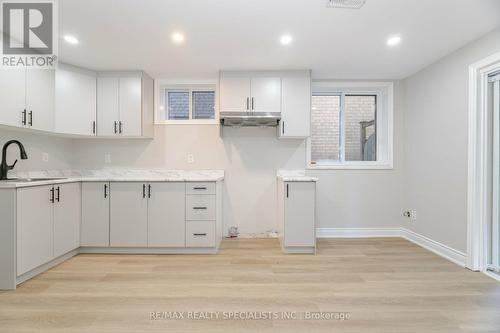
[1,238,499,333]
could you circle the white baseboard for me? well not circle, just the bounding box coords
[400,228,467,267]
[316,227,401,238]
[316,227,467,267]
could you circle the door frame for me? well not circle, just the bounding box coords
[467,51,500,271]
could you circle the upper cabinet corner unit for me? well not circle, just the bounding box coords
[0,64,154,139]
[0,68,55,132]
[96,72,154,138]
[218,70,311,138]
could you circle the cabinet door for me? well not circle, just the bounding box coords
[250,77,281,113]
[280,75,311,138]
[26,69,55,132]
[81,182,110,247]
[284,182,315,247]
[219,76,250,112]
[97,77,119,136]
[55,68,97,135]
[16,185,53,276]
[53,183,81,257]
[110,182,148,247]
[0,68,25,128]
[148,182,185,247]
[119,77,142,136]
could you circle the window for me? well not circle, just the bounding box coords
[157,84,217,124]
[307,82,393,169]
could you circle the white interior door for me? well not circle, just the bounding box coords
[26,69,55,132]
[0,68,25,127]
[492,78,500,271]
[250,77,281,113]
[119,77,142,136]
[55,68,97,135]
[148,182,186,247]
[97,77,119,136]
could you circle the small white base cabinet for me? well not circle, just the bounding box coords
[277,179,316,254]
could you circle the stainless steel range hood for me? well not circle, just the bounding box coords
[220,112,281,127]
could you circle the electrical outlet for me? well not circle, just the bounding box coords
[403,210,411,218]
[105,153,111,164]
[42,153,49,162]
[410,209,417,221]
[187,153,194,164]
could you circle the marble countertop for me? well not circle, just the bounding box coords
[277,170,319,182]
[0,169,225,188]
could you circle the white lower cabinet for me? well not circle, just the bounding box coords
[16,182,81,276]
[53,183,81,257]
[110,182,148,247]
[186,221,216,248]
[81,182,110,247]
[277,180,316,253]
[16,185,54,276]
[148,182,186,247]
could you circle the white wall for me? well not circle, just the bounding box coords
[0,127,73,173]
[308,81,405,229]
[401,28,500,253]
[71,125,305,235]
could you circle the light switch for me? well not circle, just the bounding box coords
[187,153,194,164]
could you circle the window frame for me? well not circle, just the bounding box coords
[307,81,393,170]
[155,80,218,125]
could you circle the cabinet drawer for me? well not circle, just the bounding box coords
[186,182,215,195]
[186,221,215,247]
[186,195,216,220]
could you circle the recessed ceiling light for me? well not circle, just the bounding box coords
[386,35,401,47]
[171,32,185,44]
[63,35,79,45]
[280,34,293,45]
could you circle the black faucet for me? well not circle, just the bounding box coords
[1,140,28,180]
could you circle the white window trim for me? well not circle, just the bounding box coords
[307,81,394,170]
[154,79,219,125]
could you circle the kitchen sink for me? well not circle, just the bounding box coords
[1,177,68,182]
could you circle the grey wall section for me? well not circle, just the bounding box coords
[308,81,405,229]
[0,127,73,172]
[401,28,500,253]
[71,126,306,235]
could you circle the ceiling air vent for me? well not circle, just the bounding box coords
[327,0,366,9]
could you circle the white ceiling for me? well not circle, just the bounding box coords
[59,0,500,79]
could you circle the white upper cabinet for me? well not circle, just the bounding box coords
[219,72,281,113]
[97,73,153,137]
[279,71,311,138]
[219,76,251,112]
[118,77,142,136]
[250,77,281,113]
[0,68,55,131]
[0,68,25,128]
[97,77,120,136]
[25,69,55,132]
[55,65,97,136]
